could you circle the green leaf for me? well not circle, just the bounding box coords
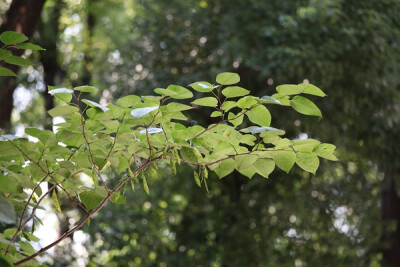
[189,81,215,92]
[0,253,14,267]
[214,158,235,178]
[17,42,45,50]
[272,150,296,173]
[222,86,250,98]
[0,197,16,225]
[48,87,73,102]
[292,139,320,153]
[221,101,237,111]
[48,105,79,117]
[19,240,35,255]
[191,97,218,107]
[298,83,326,97]
[0,31,28,45]
[74,85,98,93]
[0,67,16,76]
[296,152,320,174]
[246,105,271,126]
[0,48,12,60]
[237,96,258,109]
[166,102,193,112]
[290,96,322,117]
[110,192,126,204]
[180,147,202,162]
[131,106,159,118]
[210,111,222,117]
[254,158,275,178]
[166,85,193,99]
[228,112,243,127]
[79,191,103,210]
[314,144,338,161]
[82,99,109,112]
[237,165,257,179]
[4,56,31,66]
[257,96,281,104]
[216,72,240,85]
[235,155,258,170]
[52,191,62,213]
[276,84,303,95]
[117,95,141,107]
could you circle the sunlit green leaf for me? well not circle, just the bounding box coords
[290,96,322,117]
[189,81,215,92]
[216,72,240,85]
[272,150,296,173]
[222,86,250,98]
[246,105,271,126]
[296,152,320,174]
[192,97,218,107]
[298,83,326,97]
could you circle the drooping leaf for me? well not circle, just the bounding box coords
[194,171,201,187]
[131,106,159,118]
[246,105,271,126]
[191,97,218,107]
[272,150,296,173]
[0,31,28,45]
[235,154,258,170]
[213,158,235,178]
[296,152,320,174]
[4,56,31,66]
[254,158,275,178]
[216,72,240,85]
[17,43,45,50]
[222,86,250,98]
[290,96,322,117]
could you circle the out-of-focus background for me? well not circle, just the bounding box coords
[1,0,400,266]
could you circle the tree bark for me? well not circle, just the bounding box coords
[381,173,400,266]
[0,0,46,130]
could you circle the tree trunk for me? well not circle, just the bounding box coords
[381,172,400,266]
[0,0,46,130]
